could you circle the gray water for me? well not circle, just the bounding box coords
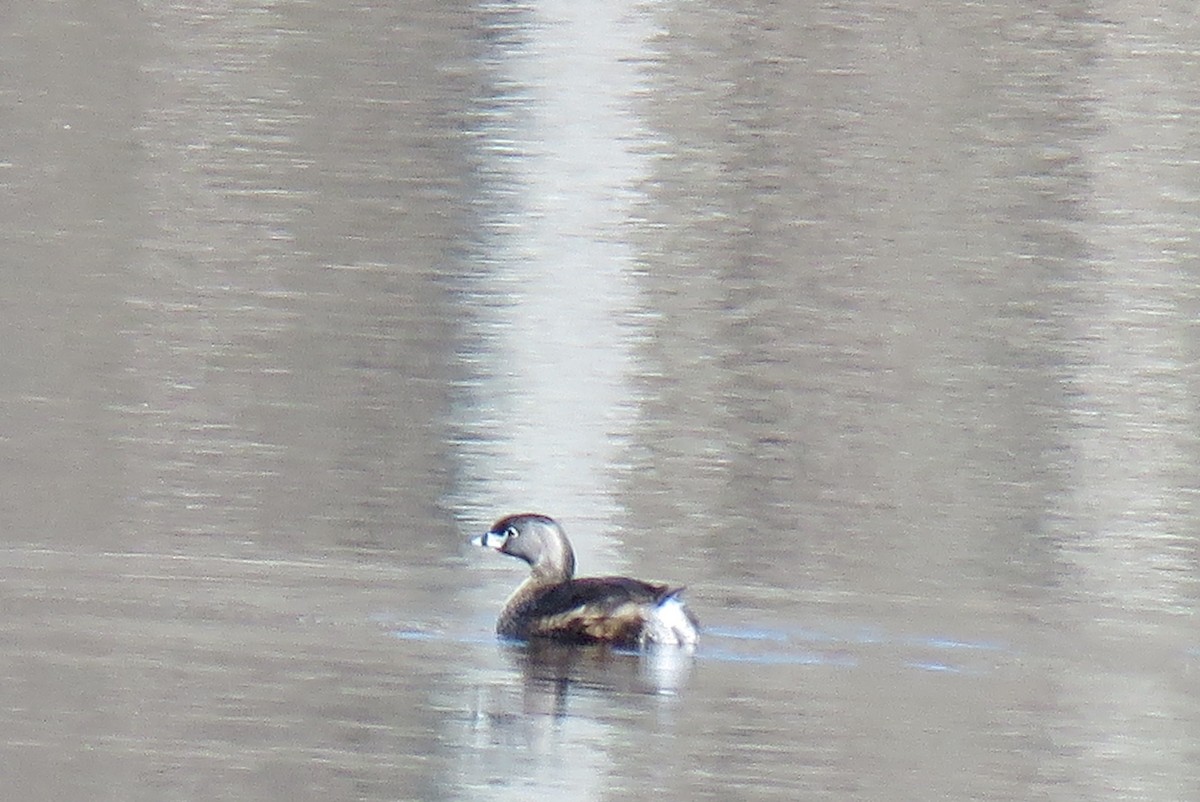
[3,2,1199,800]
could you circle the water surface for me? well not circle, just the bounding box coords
[2,1,1199,800]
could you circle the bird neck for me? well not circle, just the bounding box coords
[528,536,575,584]
[530,549,574,584]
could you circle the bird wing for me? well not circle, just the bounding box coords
[521,577,674,645]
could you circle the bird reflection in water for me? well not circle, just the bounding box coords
[507,639,694,717]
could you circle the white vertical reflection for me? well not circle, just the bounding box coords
[1057,11,1199,800]
[453,3,658,800]
[456,1,656,566]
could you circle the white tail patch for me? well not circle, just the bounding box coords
[642,595,699,648]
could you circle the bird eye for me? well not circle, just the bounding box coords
[504,526,520,539]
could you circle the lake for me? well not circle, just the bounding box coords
[2,1,1198,799]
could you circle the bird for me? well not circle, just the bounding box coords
[472,513,699,649]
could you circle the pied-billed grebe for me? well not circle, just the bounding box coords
[473,513,699,649]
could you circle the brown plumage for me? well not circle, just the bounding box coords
[473,513,699,649]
